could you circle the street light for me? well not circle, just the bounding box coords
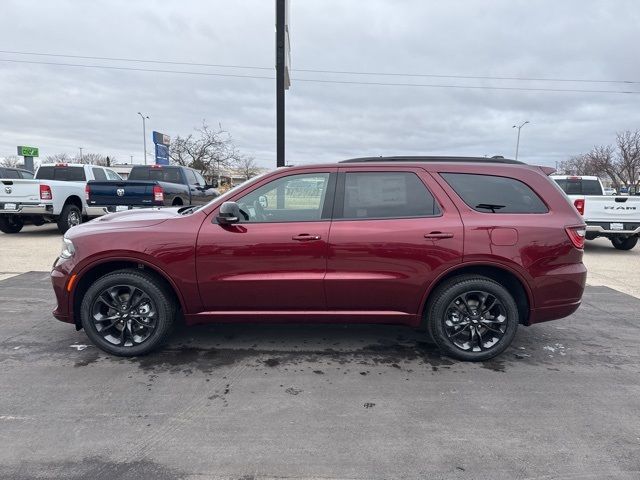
[512,121,529,161]
[137,112,150,165]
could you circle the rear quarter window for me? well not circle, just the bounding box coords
[441,173,548,214]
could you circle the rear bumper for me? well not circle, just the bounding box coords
[529,299,582,324]
[85,205,159,216]
[85,206,110,217]
[586,223,640,235]
[529,262,587,324]
[0,203,53,215]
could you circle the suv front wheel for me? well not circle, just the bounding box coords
[80,269,176,356]
[427,275,519,361]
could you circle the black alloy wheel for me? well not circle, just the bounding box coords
[427,275,519,361]
[80,270,176,356]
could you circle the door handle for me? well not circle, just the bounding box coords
[424,231,454,240]
[292,234,321,241]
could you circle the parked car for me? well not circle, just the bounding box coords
[85,165,219,213]
[51,156,587,361]
[603,187,617,196]
[552,175,640,250]
[0,166,34,179]
[0,163,123,234]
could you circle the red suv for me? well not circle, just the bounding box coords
[51,157,587,361]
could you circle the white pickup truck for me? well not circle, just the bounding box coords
[0,163,122,234]
[552,175,640,250]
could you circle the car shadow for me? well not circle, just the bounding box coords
[109,322,511,374]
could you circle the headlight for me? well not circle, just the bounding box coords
[60,237,76,259]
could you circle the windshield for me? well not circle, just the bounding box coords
[182,170,274,215]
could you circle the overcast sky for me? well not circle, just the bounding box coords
[1,0,639,168]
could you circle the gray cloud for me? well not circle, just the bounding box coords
[1,0,639,168]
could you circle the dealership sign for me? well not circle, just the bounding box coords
[17,146,39,157]
[153,131,170,165]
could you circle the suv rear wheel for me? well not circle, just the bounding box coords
[80,269,176,356]
[0,215,24,234]
[611,236,638,251]
[427,275,519,361]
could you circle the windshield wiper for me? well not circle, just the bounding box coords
[178,205,199,215]
[475,203,506,213]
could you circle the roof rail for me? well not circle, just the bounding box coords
[339,156,524,165]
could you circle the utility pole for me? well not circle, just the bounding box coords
[130,155,134,163]
[78,147,83,162]
[512,121,529,161]
[275,0,286,168]
[137,112,149,165]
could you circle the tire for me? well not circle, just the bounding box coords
[0,215,24,234]
[80,269,177,356]
[57,203,82,234]
[426,275,519,362]
[611,236,638,251]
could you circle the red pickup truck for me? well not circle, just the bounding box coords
[50,156,587,361]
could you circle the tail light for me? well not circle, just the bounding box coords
[85,184,90,201]
[565,226,586,249]
[153,185,164,203]
[573,198,585,215]
[40,184,52,200]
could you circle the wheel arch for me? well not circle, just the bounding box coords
[420,263,533,326]
[70,258,186,329]
[63,195,83,210]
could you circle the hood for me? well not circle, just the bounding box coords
[69,207,182,235]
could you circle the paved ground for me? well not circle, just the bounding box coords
[0,272,639,479]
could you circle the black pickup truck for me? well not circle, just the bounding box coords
[86,165,219,213]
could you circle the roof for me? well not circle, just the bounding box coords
[340,155,524,165]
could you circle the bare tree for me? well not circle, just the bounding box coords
[169,121,240,178]
[45,153,72,164]
[616,130,640,190]
[0,155,22,168]
[45,152,113,166]
[586,145,625,191]
[232,155,260,180]
[559,130,640,192]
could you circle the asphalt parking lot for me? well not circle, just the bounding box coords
[1,226,639,479]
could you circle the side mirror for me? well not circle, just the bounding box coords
[216,201,244,224]
[258,195,268,208]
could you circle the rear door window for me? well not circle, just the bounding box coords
[105,169,122,180]
[1,169,20,179]
[185,169,199,185]
[441,173,548,214]
[92,167,107,181]
[36,166,86,181]
[338,172,440,219]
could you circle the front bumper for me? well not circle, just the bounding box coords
[51,266,74,324]
[0,203,53,215]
